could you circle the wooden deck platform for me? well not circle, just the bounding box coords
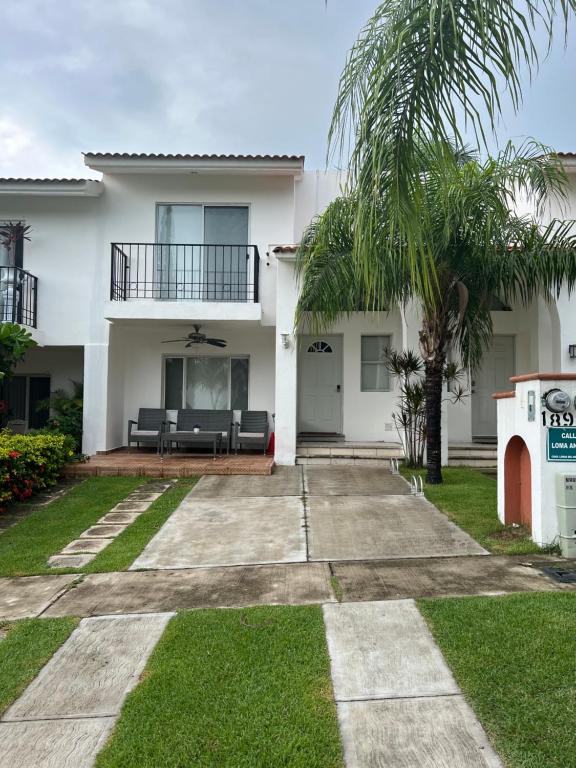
[64,449,275,478]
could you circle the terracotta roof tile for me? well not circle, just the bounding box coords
[83,152,304,162]
[0,177,98,183]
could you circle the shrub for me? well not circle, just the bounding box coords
[0,432,73,510]
[36,381,83,454]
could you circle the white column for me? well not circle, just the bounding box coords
[400,300,421,351]
[274,255,299,465]
[82,341,110,455]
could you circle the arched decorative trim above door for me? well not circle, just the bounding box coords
[307,340,333,353]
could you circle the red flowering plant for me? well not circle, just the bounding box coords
[0,432,71,511]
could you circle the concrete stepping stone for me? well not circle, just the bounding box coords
[98,511,141,525]
[110,501,152,512]
[124,492,162,502]
[323,600,459,700]
[80,524,128,538]
[48,554,96,569]
[0,718,115,768]
[338,696,503,768]
[0,575,78,620]
[61,538,112,555]
[3,613,172,720]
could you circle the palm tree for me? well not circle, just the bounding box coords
[296,141,576,483]
[329,0,576,301]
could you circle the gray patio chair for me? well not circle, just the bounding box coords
[234,411,269,454]
[127,408,166,453]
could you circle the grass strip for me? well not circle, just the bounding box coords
[0,617,79,715]
[401,467,543,554]
[96,606,344,768]
[419,593,576,768]
[84,479,197,572]
[0,477,142,576]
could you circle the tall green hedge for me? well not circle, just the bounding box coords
[0,432,73,509]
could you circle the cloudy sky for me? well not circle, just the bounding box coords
[1,0,575,178]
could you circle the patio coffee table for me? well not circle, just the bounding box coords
[161,430,223,460]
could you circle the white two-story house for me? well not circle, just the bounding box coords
[0,151,575,466]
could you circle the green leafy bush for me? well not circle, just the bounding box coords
[36,381,83,454]
[0,432,72,509]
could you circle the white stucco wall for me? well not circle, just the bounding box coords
[13,346,84,394]
[497,377,576,547]
[307,312,404,442]
[446,299,551,443]
[0,196,102,346]
[98,173,297,326]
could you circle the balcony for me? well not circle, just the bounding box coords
[110,243,260,304]
[0,266,38,328]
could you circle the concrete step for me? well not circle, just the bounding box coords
[448,443,497,467]
[296,457,394,466]
[448,458,498,468]
[296,443,403,460]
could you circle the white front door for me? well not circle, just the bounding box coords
[472,335,515,438]
[298,335,343,434]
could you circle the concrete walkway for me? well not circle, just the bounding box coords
[0,613,172,768]
[324,600,503,767]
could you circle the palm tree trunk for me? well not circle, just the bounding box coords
[424,356,444,484]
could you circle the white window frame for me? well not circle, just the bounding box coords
[162,354,250,410]
[360,334,392,392]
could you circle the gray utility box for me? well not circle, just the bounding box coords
[555,474,576,558]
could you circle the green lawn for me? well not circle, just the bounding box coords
[0,617,78,714]
[84,479,196,573]
[401,467,544,554]
[96,606,344,768]
[0,477,142,576]
[419,592,576,768]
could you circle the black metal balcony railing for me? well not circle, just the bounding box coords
[0,266,38,327]
[110,243,260,303]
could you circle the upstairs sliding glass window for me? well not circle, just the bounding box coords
[155,204,249,301]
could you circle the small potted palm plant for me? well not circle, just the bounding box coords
[0,221,31,322]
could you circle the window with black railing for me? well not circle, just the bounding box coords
[0,266,38,327]
[110,243,260,303]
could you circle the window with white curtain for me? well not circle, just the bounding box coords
[361,335,391,392]
[164,356,249,410]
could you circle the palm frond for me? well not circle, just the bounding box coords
[329,0,575,298]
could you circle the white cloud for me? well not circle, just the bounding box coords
[0,116,96,178]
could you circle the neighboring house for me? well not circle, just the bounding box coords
[0,151,574,465]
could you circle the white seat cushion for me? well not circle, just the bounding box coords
[238,432,265,438]
[131,429,159,437]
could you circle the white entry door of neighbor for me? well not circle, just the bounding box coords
[472,335,515,439]
[298,335,343,434]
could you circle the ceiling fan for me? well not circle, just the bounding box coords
[162,324,227,348]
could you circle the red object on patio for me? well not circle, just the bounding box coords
[267,431,275,456]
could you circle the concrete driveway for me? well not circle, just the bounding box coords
[131,467,306,570]
[131,465,485,571]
